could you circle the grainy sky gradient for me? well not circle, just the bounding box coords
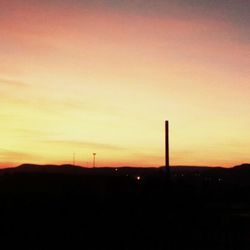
[0,0,249,167]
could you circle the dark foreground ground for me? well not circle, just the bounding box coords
[0,165,250,250]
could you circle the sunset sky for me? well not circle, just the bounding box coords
[0,0,249,167]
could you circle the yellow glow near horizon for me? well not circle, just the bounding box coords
[0,1,249,167]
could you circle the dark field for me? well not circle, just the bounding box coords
[0,164,250,250]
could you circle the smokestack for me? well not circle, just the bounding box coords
[165,120,170,177]
[93,153,96,168]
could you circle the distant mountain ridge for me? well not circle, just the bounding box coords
[0,163,249,175]
[0,164,92,175]
[232,163,250,171]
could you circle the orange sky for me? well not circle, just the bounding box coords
[0,1,249,167]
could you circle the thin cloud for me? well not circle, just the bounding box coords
[14,128,56,136]
[131,152,163,161]
[0,148,36,160]
[43,140,126,151]
[0,78,28,88]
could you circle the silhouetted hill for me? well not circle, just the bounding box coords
[169,165,222,172]
[232,163,250,171]
[0,163,87,175]
[0,163,249,189]
[0,164,158,176]
[0,163,249,176]
[15,163,86,174]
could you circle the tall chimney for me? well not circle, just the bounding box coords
[165,120,170,176]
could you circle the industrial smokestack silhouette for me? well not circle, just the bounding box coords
[93,153,96,168]
[165,120,170,178]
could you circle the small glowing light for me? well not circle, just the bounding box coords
[136,176,141,181]
[115,168,118,172]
